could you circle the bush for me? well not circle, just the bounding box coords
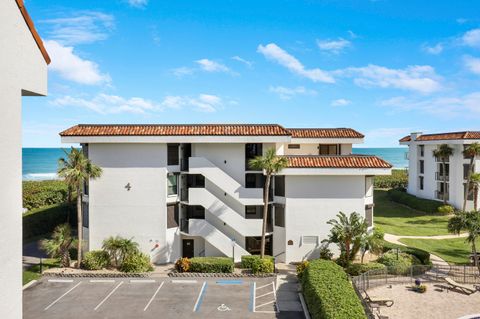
[381,241,431,265]
[241,255,275,269]
[251,257,274,274]
[23,203,76,241]
[374,169,408,189]
[438,205,455,215]
[175,257,191,273]
[82,250,110,270]
[23,180,70,211]
[387,188,442,213]
[345,262,386,276]
[189,257,234,273]
[377,251,421,275]
[296,261,309,279]
[120,252,153,273]
[319,243,333,260]
[301,260,366,319]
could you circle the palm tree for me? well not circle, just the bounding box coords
[58,147,102,268]
[359,231,383,264]
[433,144,454,205]
[463,143,480,211]
[248,148,288,258]
[470,173,480,211]
[325,212,368,266]
[40,224,76,267]
[448,211,480,270]
[102,236,139,268]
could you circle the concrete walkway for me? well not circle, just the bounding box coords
[275,263,304,314]
[384,232,468,267]
[23,240,47,269]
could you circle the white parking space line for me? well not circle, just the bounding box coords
[90,279,116,283]
[254,281,279,314]
[255,300,276,308]
[256,283,272,290]
[252,282,256,312]
[94,281,124,311]
[48,279,73,283]
[171,279,197,284]
[143,281,165,312]
[130,279,156,283]
[44,282,82,310]
[193,281,207,312]
[256,291,274,298]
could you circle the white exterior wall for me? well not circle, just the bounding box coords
[88,144,172,263]
[0,2,48,318]
[283,175,368,263]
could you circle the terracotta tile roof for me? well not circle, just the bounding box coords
[285,155,392,169]
[60,124,292,137]
[15,0,50,64]
[399,131,480,142]
[287,128,364,139]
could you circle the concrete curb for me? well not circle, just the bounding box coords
[23,280,38,290]
[298,292,310,319]
[168,272,277,278]
[43,272,151,278]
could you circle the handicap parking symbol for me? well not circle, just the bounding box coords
[217,304,231,312]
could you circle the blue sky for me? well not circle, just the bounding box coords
[22,0,480,147]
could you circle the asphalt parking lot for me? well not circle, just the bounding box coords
[23,277,305,319]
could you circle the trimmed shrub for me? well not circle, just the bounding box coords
[120,252,153,273]
[345,262,386,276]
[319,244,333,260]
[189,257,234,273]
[387,188,442,213]
[82,250,110,270]
[438,205,455,215]
[381,241,431,265]
[241,255,275,269]
[175,257,191,273]
[296,261,309,279]
[377,251,421,275]
[23,203,76,241]
[374,169,408,189]
[301,259,366,319]
[23,180,69,211]
[251,257,274,274]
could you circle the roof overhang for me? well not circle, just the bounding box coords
[61,135,291,144]
[279,167,392,176]
[290,137,364,144]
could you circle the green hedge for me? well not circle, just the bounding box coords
[189,257,234,273]
[23,180,70,211]
[120,252,154,273]
[374,169,408,189]
[23,203,76,241]
[387,188,442,213]
[301,260,366,319]
[82,250,110,270]
[381,240,431,265]
[241,255,275,269]
[377,251,421,275]
[345,262,386,276]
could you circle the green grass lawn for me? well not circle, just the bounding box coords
[374,189,451,236]
[23,259,59,286]
[400,237,477,265]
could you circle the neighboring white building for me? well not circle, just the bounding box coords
[0,0,49,318]
[60,124,391,263]
[400,131,480,211]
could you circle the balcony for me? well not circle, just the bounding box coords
[435,191,449,201]
[435,172,450,182]
[435,156,450,163]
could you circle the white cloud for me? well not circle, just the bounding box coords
[331,98,351,106]
[196,59,230,73]
[159,94,223,112]
[172,67,195,77]
[127,0,148,8]
[462,28,480,48]
[269,86,317,100]
[232,56,253,68]
[45,40,110,85]
[338,64,441,94]
[257,43,334,83]
[41,11,114,45]
[347,30,358,39]
[316,38,351,54]
[464,56,480,74]
[422,43,443,55]
[380,92,480,118]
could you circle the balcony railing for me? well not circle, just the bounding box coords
[435,191,449,201]
[180,188,188,202]
[180,158,189,171]
[435,156,450,163]
[180,218,189,233]
[435,172,450,182]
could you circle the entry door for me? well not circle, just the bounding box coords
[182,239,194,258]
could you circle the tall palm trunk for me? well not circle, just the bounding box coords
[76,185,82,268]
[260,175,271,258]
[474,185,479,211]
[442,160,448,205]
[463,157,475,211]
[472,239,479,271]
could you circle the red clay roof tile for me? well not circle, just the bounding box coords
[399,131,480,142]
[285,155,392,169]
[288,128,364,139]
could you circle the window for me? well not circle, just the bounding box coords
[287,144,300,149]
[187,174,205,188]
[274,175,285,196]
[419,160,424,174]
[419,176,424,190]
[464,145,472,159]
[365,176,373,197]
[419,145,424,157]
[365,204,373,227]
[167,174,178,196]
[167,204,179,228]
[438,163,449,176]
[246,173,264,188]
[302,236,318,245]
[274,205,285,227]
[464,164,473,180]
[245,143,263,170]
[167,144,179,165]
[319,144,338,155]
[245,206,258,216]
[464,183,474,201]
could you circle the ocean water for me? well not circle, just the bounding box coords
[21,147,408,180]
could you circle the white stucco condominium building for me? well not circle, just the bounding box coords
[400,131,480,211]
[60,124,392,264]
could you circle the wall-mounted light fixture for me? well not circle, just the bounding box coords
[125,183,132,191]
